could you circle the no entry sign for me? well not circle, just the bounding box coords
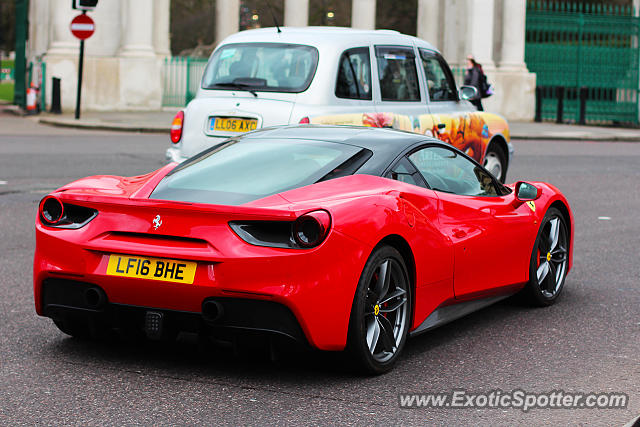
[70,14,95,40]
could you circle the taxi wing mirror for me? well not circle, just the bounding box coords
[459,85,478,101]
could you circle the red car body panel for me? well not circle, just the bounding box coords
[34,167,574,351]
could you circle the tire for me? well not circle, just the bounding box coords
[347,245,412,375]
[483,143,507,183]
[521,207,569,306]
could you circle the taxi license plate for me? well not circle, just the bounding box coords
[106,254,197,284]
[210,117,258,133]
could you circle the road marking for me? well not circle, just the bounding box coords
[0,180,7,185]
[598,216,611,220]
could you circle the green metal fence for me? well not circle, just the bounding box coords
[162,57,209,107]
[525,0,640,124]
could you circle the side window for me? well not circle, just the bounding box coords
[375,46,420,102]
[386,158,425,187]
[335,48,372,100]
[419,50,458,102]
[409,146,498,196]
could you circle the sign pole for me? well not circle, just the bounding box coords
[74,11,88,120]
[75,37,85,120]
[70,10,96,120]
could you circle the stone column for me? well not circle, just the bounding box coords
[441,0,463,66]
[120,0,155,57]
[466,0,495,70]
[86,0,122,57]
[153,0,171,57]
[216,0,240,44]
[351,0,376,30]
[44,0,80,112]
[28,0,51,57]
[118,0,161,109]
[417,0,439,45]
[499,0,527,71]
[285,0,309,27]
[48,0,79,56]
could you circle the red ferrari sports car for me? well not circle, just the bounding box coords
[34,126,573,374]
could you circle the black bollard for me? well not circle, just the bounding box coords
[535,86,542,122]
[50,77,61,114]
[578,87,587,125]
[556,86,564,124]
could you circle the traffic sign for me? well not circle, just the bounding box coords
[70,14,95,40]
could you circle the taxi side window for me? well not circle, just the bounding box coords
[335,47,372,100]
[408,146,498,196]
[420,50,458,102]
[375,46,420,102]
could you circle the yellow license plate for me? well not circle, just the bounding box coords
[106,254,197,284]
[211,117,258,132]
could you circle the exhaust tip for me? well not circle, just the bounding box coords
[202,300,224,323]
[84,287,105,309]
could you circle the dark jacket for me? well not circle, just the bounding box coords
[464,66,484,97]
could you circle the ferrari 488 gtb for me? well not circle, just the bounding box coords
[34,126,573,374]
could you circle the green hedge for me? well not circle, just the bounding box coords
[0,82,14,101]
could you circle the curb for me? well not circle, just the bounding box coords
[0,104,27,117]
[38,117,169,133]
[511,134,640,142]
[9,111,640,141]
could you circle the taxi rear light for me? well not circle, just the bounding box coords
[299,117,310,124]
[170,111,184,144]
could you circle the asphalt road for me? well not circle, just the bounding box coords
[1,114,638,426]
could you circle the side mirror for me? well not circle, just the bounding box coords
[459,85,478,101]
[515,181,542,201]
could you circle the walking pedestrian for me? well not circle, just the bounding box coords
[464,55,486,111]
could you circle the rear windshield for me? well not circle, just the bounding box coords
[202,43,319,93]
[151,139,367,206]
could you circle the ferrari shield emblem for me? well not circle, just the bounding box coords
[526,201,536,212]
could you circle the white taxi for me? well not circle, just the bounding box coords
[167,27,512,181]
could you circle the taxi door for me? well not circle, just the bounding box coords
[419,49,485,163]
[372,45,429,130]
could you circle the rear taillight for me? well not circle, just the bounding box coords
[229,210,331,249]
[299,116,310,124]
[293,210,331,248]
[39,196,98,229]
[40,196,64,225]
[170,111,184,144]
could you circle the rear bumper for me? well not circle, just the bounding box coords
[34,226,369,351]
[165,134,230,164]
[165,146,186,163]
[41,278,308,345]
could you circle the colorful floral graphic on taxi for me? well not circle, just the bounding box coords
[310,112,508,163]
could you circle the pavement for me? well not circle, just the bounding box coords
[1,115,640,425]
[3,103,640,141]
